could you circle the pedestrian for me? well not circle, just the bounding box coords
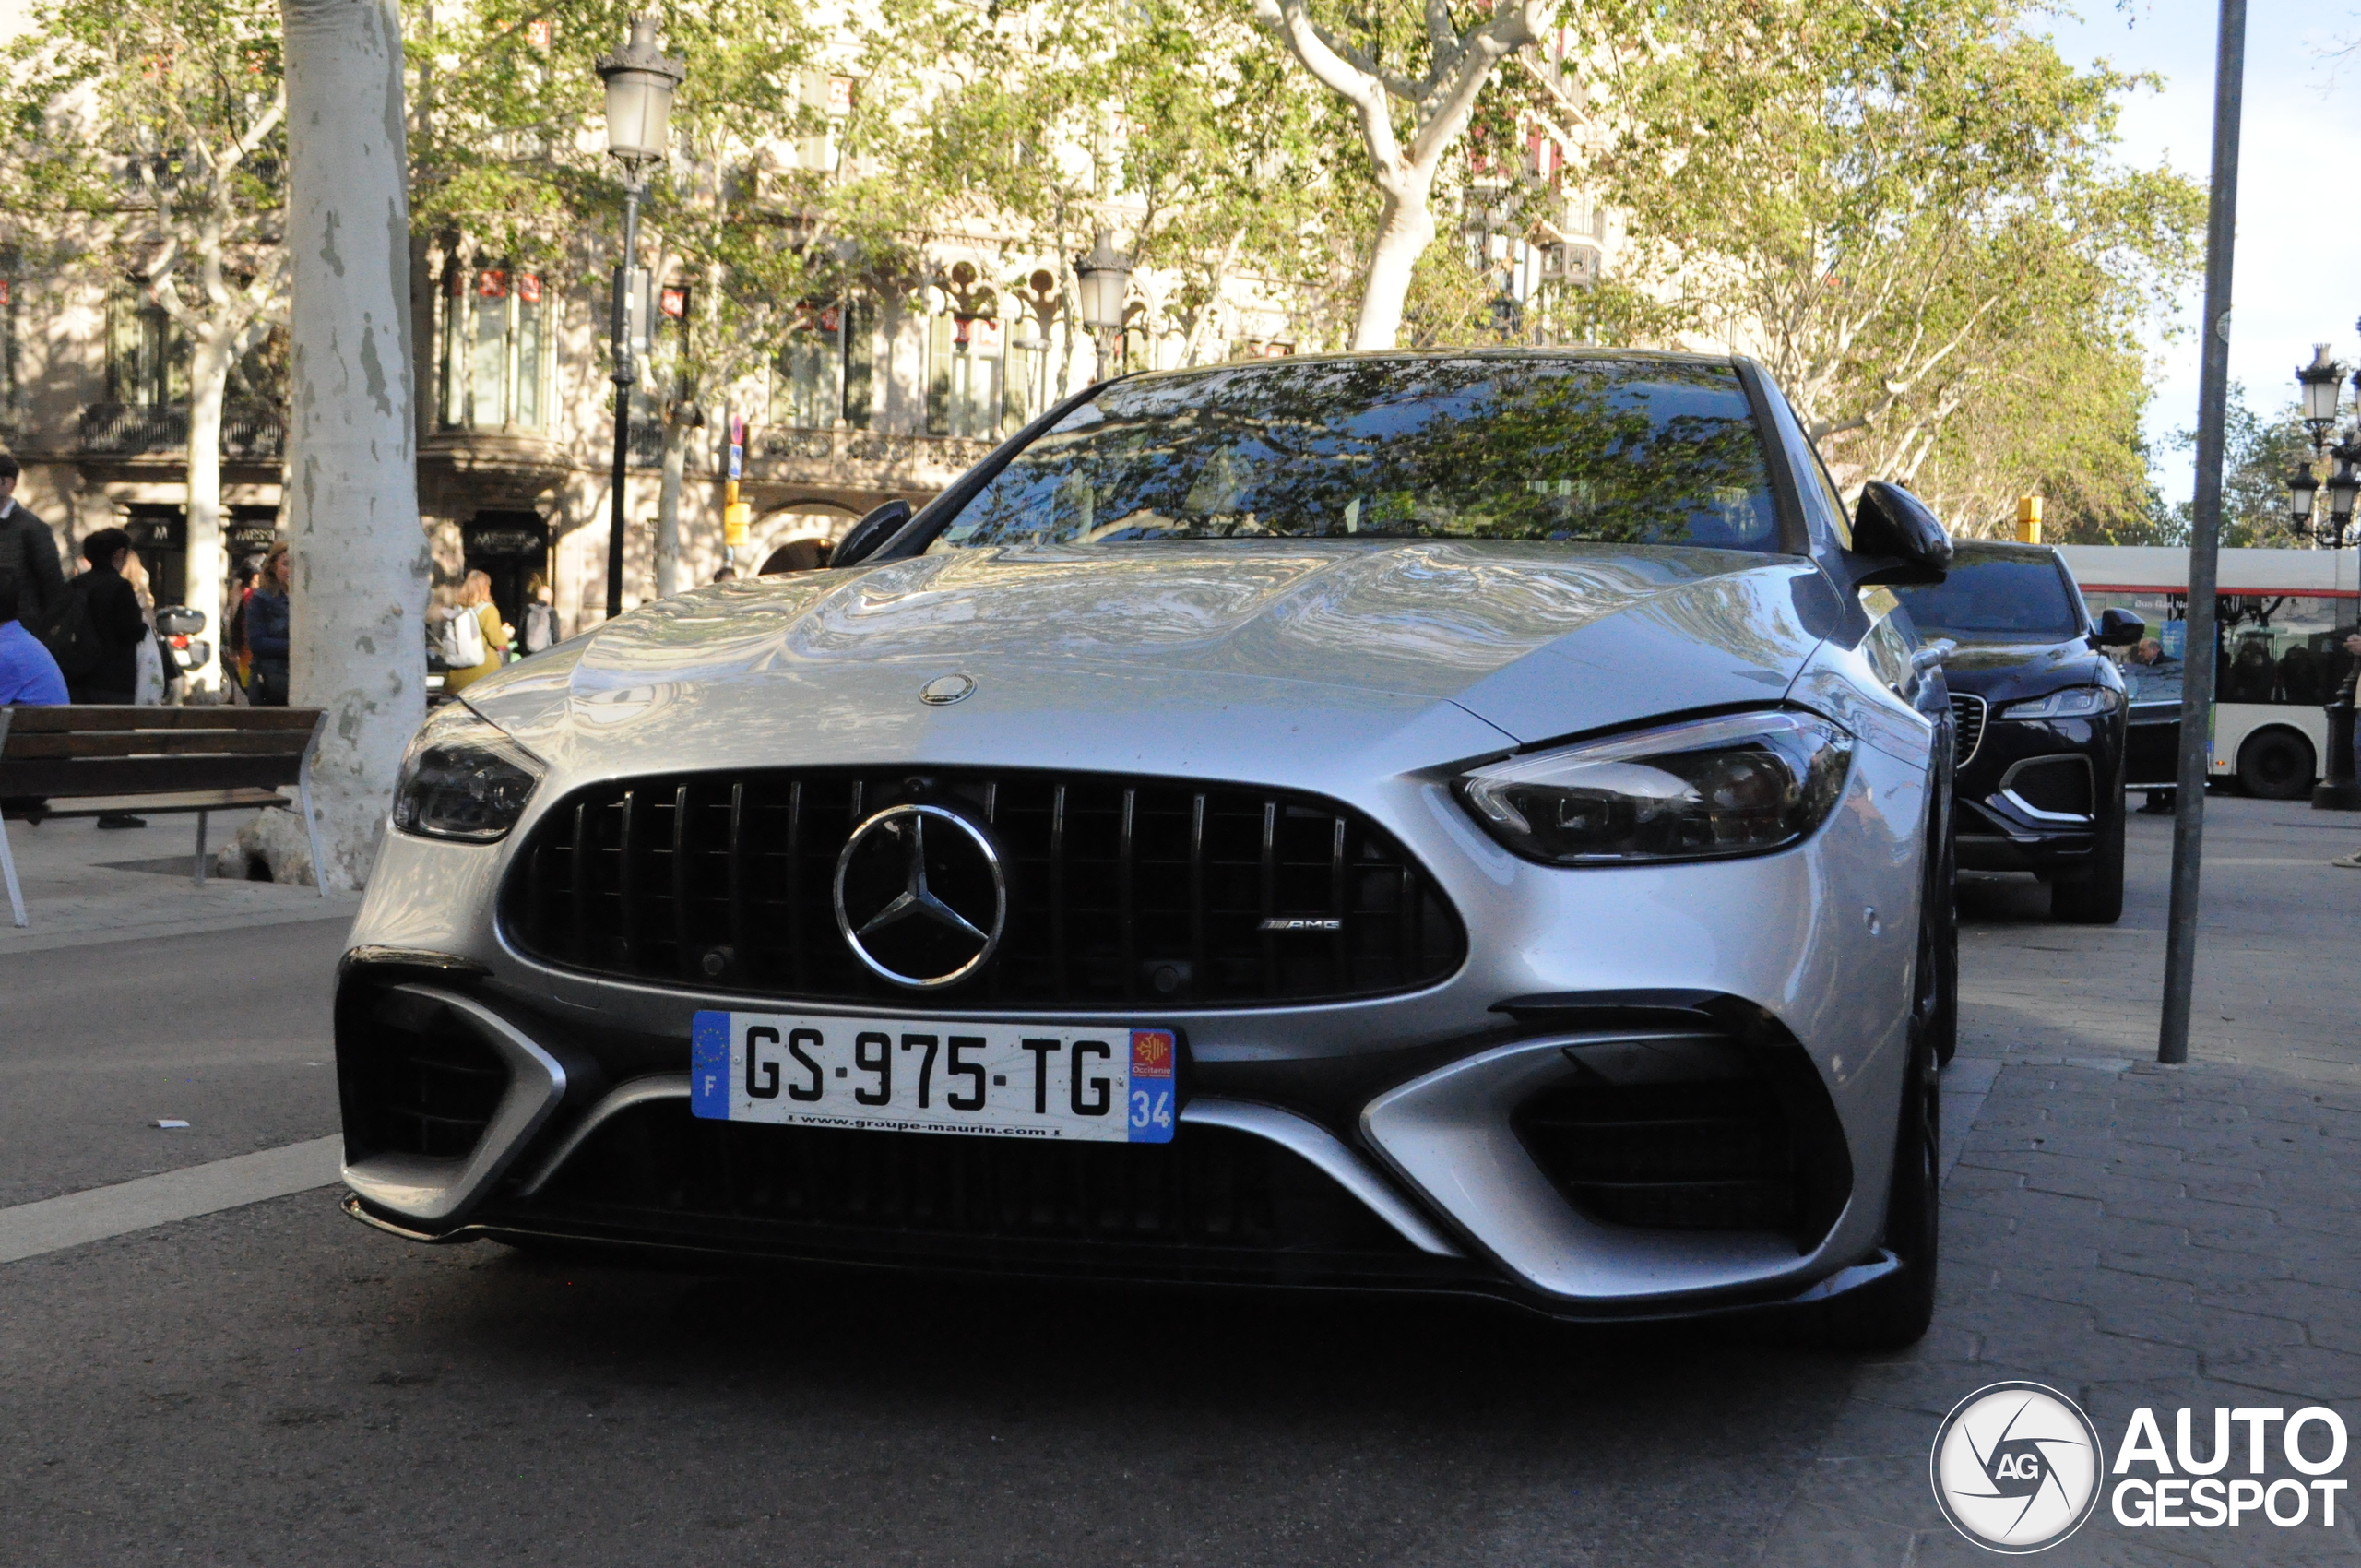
[0,457,65,631]
[225,558,260,697]
[59,528,149,706]
[712,565,737,583]
[756,538,829,575]
[520,573,557,656]
[0,566,66,707]
[245,542,291,706]
[439,569,508,696]
[1,564,67,823]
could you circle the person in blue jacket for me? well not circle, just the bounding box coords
[245,542,291,706]
[0,565,66,822]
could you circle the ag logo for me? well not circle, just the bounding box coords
[1930,1382,2103,1553]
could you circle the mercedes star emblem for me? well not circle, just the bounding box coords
[919,673,976,706]
[833,802,1007,989]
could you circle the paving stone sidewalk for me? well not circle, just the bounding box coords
[1761,798,2361,1567]
[0,806,359,954]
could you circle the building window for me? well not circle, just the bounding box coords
[928,310,1010,440]
[108,293,188,406]
[439,264,546,430]
[772,297,873,431]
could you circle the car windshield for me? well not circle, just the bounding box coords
[1892,558,2081,639]
[931,357,1784,552]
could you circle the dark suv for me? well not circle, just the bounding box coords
[1892,542,2142,922]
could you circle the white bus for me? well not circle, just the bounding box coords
[2053,545,2361,798]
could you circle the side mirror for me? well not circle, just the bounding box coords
[1848,480,1952,586]
[2093,606,2145,648]
[831,499,914,568]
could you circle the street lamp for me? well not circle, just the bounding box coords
[2297,342,2345,450]
[597,15,684,621]
[2287,462,2320,529]
[1074,231,1132,384]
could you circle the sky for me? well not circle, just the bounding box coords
[2038,0,2361,510]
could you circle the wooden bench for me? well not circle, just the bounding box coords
[0,706,329,927]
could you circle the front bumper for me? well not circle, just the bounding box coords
[1951,710,2120,873]
[338,733,1932,1322]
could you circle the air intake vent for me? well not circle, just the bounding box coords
[502,768,1465,1011]
[1951,694,1987,767]
[1512,1030,1848,1251]
[337,988,510,1160]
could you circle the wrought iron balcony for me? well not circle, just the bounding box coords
[77,402,286,461]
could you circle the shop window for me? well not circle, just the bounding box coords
[439,264,547,431]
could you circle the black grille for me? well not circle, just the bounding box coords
[1512,1035,1846,1250]
[504,1102,1437,1283]
[337,989,509,1160]
[1951,694,1987,767]
[2004,756,2093,817]
[502,768,1465,1009]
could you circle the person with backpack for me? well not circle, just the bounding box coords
[52,528,149,706]
[245,542,292,706]
[440,569,508,695]
[519,572,557,657]
[0,457,65,629]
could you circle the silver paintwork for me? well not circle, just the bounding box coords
[1176,1098,1465,1258]
[345,540,1939,1309]
[515,1074,689,1195]
[340,984,569,1224]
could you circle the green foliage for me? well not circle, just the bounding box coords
[1572,0,2203,534]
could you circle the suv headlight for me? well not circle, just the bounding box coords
[1456,710,1853,865]
[391,704,544,842]
[2000,686,2119,720]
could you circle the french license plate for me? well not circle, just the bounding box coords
[690,1011,1178,1144]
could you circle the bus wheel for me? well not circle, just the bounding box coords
[2236,729,2316,801]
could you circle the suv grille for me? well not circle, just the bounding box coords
[1950,694,1987,767]
[503,768,1465,1010]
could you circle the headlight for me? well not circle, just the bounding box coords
[2000,686,2119,720]
[1456,710,1853,865]
[391,704,544,843]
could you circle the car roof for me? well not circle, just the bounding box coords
[1945,540,2064,567]
[1117,347,1742,390]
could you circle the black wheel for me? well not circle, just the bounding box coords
[2236,728,2316,801]
[1816,1028,1940,1350]
[2050,802,2125,923]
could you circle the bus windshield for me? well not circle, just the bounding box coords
[1892,558,2081,640]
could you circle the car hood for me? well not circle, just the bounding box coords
[1936,636,2118,706]
[464,542,1830,782]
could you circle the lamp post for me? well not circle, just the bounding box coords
[1074,231,1133,385]
[597,16,683,621]
[2284,330,2361,810]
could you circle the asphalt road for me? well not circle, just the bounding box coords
[2,798,2355,1567]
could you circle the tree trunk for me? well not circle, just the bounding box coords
[281,0,426,892]
[181,327,231,695]
[1353,183,1435,351]
[654,412,687,597]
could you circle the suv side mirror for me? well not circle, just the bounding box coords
[1847,481,1952,586]
[831,499,914,568]
[2093,606,2144,648]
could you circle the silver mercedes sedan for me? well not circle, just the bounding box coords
[338,350,1956,1347]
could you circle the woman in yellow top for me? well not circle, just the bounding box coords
[441,570,510,695]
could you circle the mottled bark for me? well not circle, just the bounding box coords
[280,0,427,891]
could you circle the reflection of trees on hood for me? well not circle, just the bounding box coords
[949,358,1779,551]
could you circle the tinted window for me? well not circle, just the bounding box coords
[1892,559,2080,639]
[934,358,1783,552]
